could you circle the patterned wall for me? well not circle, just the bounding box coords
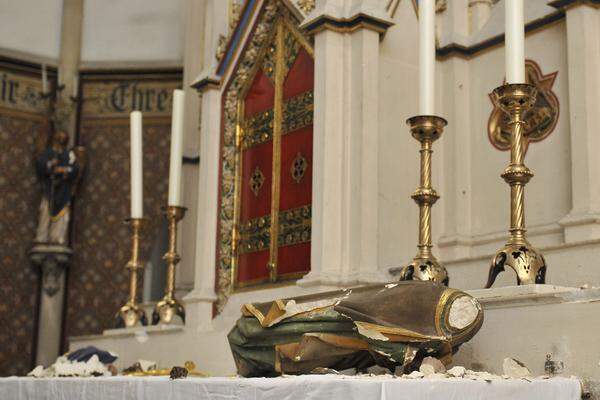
[0,66,49,375]
[64,73,181,339]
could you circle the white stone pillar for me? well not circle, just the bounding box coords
[33,0,83,366]
[58,0,83,144]
[178,0,207,296]
[31,246,72,367]
[298,1,393,287]
[182,0,229,330]
[302,28,345,286]
[559,3,600,243]
[345,28,381,283]
[183,77,221,331]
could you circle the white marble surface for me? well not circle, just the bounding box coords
[0,375,582,400]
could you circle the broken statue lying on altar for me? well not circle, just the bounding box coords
[228,281,484,377]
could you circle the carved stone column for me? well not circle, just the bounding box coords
[56,0,83,143]
[558,2,600,243]
[183,75,221,331]
[297,0,393,287]
[30,245,72,367]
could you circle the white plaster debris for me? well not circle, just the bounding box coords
[419,364,436,376]
[448,295,479,330]
[502,358,532,379]
[419,357,446,376]
[447,366,466,377]
[395,357,544,382]
[28,355,111,378]
[429,373,447,380]
[398,367,539,382]
[402,371,425,379]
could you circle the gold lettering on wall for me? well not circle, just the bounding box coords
[0,71,47,114]
[81,80,181,118]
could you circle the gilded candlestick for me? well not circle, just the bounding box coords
[116,218,148,328]
[486,83,547,287]
[396,115,449,285]
[152,206,187,325]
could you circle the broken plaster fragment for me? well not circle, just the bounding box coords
[502,358,532,379]
[420,357,446,375]
[448,296,479,330]
[447,366,466,378]
[404,371,425,379]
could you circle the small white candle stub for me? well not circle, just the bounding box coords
[168,89,185,206]
[505,0,525,83]
[419,0,436,115]
[130,111,143,218]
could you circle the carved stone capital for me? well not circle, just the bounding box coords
[301,0,394,37]
[30,244,72,297]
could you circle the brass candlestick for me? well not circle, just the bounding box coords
[116,218,148,328]
[397,115,449,286]
[486,83,547,287]
[152,206,187,325]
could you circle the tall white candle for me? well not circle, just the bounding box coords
[168,89,185,206]
[130,111,143,219]
[505,0,525,83]
[419,0,436,115]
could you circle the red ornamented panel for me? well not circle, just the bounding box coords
[278,47,313,277]
[235,24,314,288]
[237,54,276,285]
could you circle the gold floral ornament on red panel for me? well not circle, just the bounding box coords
[488,60,559,152]
[291,152,308,184]
[250,166,265,197]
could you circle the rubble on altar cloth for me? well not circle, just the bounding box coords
[228,281,483,377]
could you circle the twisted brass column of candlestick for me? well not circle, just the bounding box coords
[153,206,187,325]
[486,83,547,287]
[116,218,148,328]
[396,115,449,286]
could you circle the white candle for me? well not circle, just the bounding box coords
[505,0,525,83]
[419,0,436,115]
[130,111,143,219]
[41,64,48,94]
[168,89,185,206]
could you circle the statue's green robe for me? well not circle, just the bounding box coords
[228,281,483,377]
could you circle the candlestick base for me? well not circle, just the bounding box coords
[152,297,185,325]
[397,255,449,286]
[117,302,148,328]
[487,242,546,288]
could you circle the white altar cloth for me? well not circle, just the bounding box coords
[0,375,581,400]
